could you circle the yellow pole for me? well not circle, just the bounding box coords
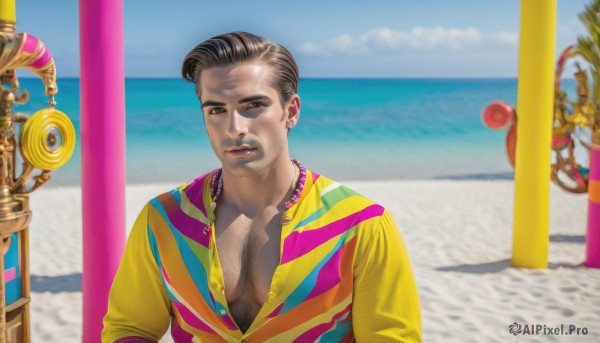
[512,0,557,268]
[0,0,16,22]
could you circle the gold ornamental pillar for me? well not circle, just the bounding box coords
[0,2,76,341]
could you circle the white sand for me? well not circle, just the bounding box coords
[26,180,600,342]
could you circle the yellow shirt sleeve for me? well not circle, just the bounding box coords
[352,210,422,342]
[102,203,172,343]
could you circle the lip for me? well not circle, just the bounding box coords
[225,145,257,153]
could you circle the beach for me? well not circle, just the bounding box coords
[26,179,600,342]
[8,0,598,341]
[17,77,596,342]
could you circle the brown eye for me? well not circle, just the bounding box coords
[247,101,264,109]
[208,107,225,115]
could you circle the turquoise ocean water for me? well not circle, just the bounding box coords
[15,78,567,186]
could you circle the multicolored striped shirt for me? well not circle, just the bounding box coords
[102,169,421,342]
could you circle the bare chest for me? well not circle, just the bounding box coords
[213,211,282,331]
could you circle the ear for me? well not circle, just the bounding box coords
[285,94,301,129]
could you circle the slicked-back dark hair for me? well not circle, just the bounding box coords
[181,32,299,103]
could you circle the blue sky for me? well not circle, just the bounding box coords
[15,0,590,78]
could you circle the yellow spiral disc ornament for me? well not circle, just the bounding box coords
[20,108,76,171]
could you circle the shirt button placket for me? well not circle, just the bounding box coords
[266,292,276,304]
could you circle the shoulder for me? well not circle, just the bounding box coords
[148,170,216,207]
[305,170,389,232]
[144,169,218,224]
[305,171,401,263]
[307,170,386,212]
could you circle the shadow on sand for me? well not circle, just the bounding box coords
[31,273,82,293]
[549,234,585,244]
[437,258,585,274]
[434,172,514,181]
[436,259,512,274]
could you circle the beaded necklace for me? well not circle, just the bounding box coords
[209,159,307,216]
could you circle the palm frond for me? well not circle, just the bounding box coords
[575,0,600,99]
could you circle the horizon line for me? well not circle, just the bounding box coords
[17,76,576,80]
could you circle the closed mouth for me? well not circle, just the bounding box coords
[226,146,256,153]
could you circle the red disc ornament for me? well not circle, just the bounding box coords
[482,101,514,130]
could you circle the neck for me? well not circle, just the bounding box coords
[219,156,298,217]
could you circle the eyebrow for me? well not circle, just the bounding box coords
[200,95,272,108]
[239,95,271,103]
[201,101,225,108]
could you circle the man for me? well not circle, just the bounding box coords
[102,32,421,342]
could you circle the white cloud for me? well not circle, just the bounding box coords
[298,26,519,57]
[488,31,519,46]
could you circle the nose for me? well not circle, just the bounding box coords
[226,110,248,138]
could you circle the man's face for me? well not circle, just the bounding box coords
[198,62,299,176]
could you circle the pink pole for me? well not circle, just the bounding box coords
[79,0,126,340]
[586,145,600,268]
